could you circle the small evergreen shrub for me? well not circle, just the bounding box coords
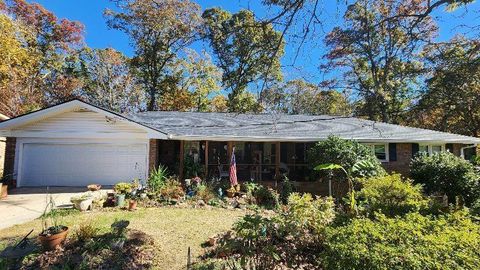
[410,152,480,205]
[357,174,430,217]
[279,176,294,204]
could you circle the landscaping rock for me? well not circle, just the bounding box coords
[197,200,206,207]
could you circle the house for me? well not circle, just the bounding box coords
[0,113,9,176]
[0,99,478,188]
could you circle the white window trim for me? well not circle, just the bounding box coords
[365,143,389,163]
[419,144,446,156]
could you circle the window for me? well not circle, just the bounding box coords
[419,144,445,156]
[365,144,389,162]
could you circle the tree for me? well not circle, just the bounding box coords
[79,48,144,113]
[105,0,203,111]
[415,37,480,136]
[0,0,84,116]
[262,79,351,115]
[209,94,228,112]
[164,49,222,112]
[323,0,437,123]
[202,8,284,112]
[0,13,37,116]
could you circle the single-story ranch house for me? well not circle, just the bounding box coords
[0,99,479,189]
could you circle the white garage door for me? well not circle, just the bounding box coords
[20,143,147,187]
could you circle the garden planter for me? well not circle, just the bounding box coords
[72,198,93,211]
[128,200,137,210]
[115,194,126,207]
[38,226,69,251]
[0,184,8,199]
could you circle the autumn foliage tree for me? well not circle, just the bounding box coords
[0,0,84,117]
[202,8,284,113]
[415,36,480,136]
[105,0,203,111]
[323,0,437,123]
[262,79,352,115]
[79,48,144,113]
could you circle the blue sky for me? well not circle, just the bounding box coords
[29,0,479,84]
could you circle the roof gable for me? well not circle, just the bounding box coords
[0,100,167,139]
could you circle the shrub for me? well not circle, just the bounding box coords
[148,165,169,193]
[279,176,294,204]
[159,178,185,200]
[308,135,384,181]
[282,193,335,235]
[321,211,480,270]
[410,152,480,206]
[195,183,216,203]
[75,221,99,242]
[357,174,430,217]
[253,185,279,209]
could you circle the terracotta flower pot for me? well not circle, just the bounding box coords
[226,191,235,198]
[128,200,137,210]
[38,227,69,251]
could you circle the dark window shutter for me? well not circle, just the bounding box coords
[446,143,453,153]
[389,143,397,161]
[412,143,419,158]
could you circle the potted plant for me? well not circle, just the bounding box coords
[226,186,236,198]
[87,184,102,191]
[127,191,138,211]
[38,196,69,251]
[114,182,132,207]
[70,193,93,211]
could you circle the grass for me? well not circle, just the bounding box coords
[0,207,245,269]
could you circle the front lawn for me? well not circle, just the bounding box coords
[0,207,245,269]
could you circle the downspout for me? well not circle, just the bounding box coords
[460,144,477,159]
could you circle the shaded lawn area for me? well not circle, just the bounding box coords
[0,207,245,269]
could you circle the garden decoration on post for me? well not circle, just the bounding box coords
[315,160,378,214]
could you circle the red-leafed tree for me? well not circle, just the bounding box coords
[0,0,84,117]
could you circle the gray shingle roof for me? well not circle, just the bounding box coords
[127,111,480,144]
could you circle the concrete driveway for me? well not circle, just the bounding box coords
[0,187,85,230]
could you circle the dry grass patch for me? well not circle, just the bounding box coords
[0,207,245,269]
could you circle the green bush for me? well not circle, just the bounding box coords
[279,176,294,204]
[321,211,480,270]
[253,185,279,209]
[410,152,480,206]
[281,193,335,234]
[357,174,430,217]
[308,135,385,180]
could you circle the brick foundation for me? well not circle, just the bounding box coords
[148,139,159,174]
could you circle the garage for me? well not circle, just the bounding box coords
[19,142,148,187]
[0,100,167,187]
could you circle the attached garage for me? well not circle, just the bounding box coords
[18,141,148,187]
[0,100,166,187]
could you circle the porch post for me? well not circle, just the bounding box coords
[227,141,233,160]
[204,141,209,179]
[275,142,281,180]
[179,140,184,180]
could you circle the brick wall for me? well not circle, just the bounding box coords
[148,139,159,175]
[0,137,5,176]
[383,143,412,176]
[3,137,16,186]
